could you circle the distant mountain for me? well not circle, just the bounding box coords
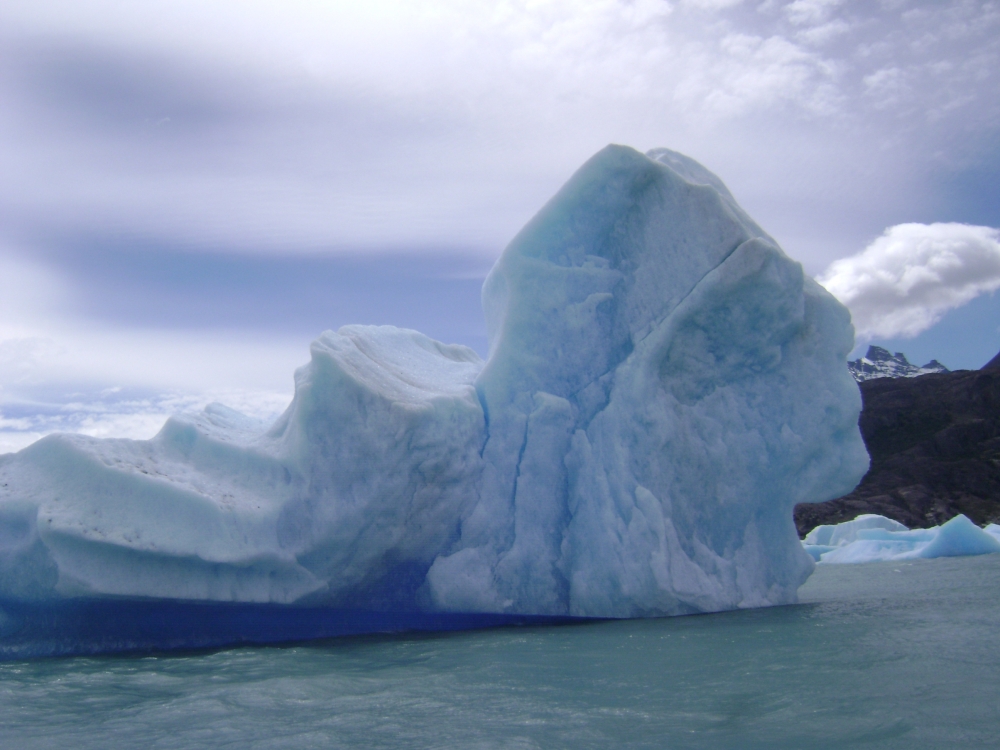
[848,345,949,382]
[795,349,1000,536]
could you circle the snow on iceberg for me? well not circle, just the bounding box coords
[803,514,1000,563]
[0,145,868,653]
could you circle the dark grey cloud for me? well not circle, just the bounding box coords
[33,240,492,354]
[3,38,260,133]
[0,33,502,255]
[2,34,458,147]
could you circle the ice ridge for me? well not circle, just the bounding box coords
[0,145,869,635]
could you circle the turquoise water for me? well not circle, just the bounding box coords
[1,555,997,749]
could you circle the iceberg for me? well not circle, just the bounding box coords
[803,514,1000,563]
[0,145,869,655]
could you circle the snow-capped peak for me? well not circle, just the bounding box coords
[848,345,949,382]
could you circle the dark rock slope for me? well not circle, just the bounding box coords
[795,352,1000,536]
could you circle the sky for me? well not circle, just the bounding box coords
[1,0,999,452]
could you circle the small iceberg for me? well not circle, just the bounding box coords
[803,514,1000,563]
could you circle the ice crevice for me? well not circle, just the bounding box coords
[0,145,869,621]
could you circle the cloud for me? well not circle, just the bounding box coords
[817,223,1000,340]
[678,31,841,117]
[680,0,744,10]
[0,245,491,452]
[2,0,1000,447]
[783,0,842,27]
[2,0,999,267]
[0,324,304,453]
[0,386,293,455]
[0,250,67,332]
[0,244,309,451]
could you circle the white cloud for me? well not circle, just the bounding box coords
[0,245,305,394]
[681,0,744,9]
[0,325,301,452]
[863,66,906,98]
[0,249,302,452]
[817,223,1000,340]
[0,386,292,455]
[784,0,842,27]
[796,18,850,46]
[678,32,841,116]
[0,252,67,332]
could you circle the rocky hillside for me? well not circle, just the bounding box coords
[795,351,1000,536]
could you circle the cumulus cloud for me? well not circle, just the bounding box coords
[817,223,1000,340]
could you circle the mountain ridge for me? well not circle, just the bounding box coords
[848,345,949,382]
[795,348,1000,536]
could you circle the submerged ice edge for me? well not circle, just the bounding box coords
[803,514,1000,564]
[0,598,598,661]
[0,144,868,645]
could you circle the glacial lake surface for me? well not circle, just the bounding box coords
[1,555,997,749]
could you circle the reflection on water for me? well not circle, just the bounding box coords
[1,555,998,749]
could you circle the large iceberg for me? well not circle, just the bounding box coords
[803,514,1000,563]
[0,146,869,654]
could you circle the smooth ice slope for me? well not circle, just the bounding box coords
[803,514,1000,563]
[0,146,868,636]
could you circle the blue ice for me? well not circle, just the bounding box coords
[803,514,1000,563]
[0,146,868,655]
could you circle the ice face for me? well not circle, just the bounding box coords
[803,514,1000,563]
[0,146,868,627]
[803,514,909,548]
[429,146,868,616]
